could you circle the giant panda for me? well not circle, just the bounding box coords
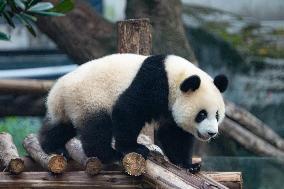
[39,53,228,173]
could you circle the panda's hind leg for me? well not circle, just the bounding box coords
[77,110,122,163]
[39,118,77,156]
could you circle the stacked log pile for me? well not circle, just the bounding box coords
[0,132,242,189]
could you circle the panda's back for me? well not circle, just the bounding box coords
[47,54,148,124]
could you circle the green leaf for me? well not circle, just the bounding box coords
[21,12,37,22]
[3,12,15,28]
[50,0,74,13]
[0,1,7,13]
[0,32,10,41]
[30,11,64,16]
[27,0,41,8]
[15,14,37,37]
[26,25,36,37]
[28,2,54,12]
[14,0,26,10]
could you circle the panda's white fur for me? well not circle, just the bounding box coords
[165,55,225,141]
[47,54,147,126]
[41,53,227,171]
[47,53,225,142]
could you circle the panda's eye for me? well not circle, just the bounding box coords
[216,111,219,121]
[195,110,207,123]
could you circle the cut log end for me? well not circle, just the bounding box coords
[48,155,67,174]
[85,157,102,175]
[122,152,146,176]
[9,158,25,174]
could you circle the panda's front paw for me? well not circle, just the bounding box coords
[135,144,150,159]
[183,163,201,174]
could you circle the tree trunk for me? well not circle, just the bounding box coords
[37,0,116,65]
[126,0,197,63]
[37,0,196,64]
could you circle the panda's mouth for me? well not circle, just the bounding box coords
[197,131,210,141]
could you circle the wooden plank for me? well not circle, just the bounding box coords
[0,79,53,94]
[205,172,243,189]
[0,171,242,189]
[0,171,149,189]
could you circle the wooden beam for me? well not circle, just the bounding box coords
[0,132,24,174]
[0,171,150,189]
[0,79,53,94]
[205,172,243,189]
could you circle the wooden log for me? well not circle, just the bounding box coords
[225,100,284,151]
[122,152,146,176]
[117,18,152,55]
[65,138,102,175]
[205,172,243,189]
[0,132,24,174]
[22,134,67,174]
[144,152,229,189]
[0,79,53,94]
[0,171,150,189]
[14,156,241,189]
[221,118,284,164]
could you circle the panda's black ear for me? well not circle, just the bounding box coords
[214,74,228,93]
[180,75,201,92]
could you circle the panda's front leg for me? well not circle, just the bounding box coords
[156,120,201,173]
[112,107,150,159]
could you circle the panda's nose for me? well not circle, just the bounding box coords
[208,132,217,137]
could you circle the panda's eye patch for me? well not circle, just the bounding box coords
[216,111,219,121]
[195,110,207,123]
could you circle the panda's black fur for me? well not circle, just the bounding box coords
[39,54,227,173]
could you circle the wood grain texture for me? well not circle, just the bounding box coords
[205,172,243,189]
[0,171,150,189]
[0,132,24,174]
[144,152,229,189]
[117,18,152,55]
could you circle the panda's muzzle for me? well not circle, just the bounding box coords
[197,131,211,141]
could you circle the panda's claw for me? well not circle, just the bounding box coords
[185,163,201,174]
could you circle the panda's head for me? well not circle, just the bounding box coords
[172,74,228,142]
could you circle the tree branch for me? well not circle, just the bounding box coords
[37,0,116,64]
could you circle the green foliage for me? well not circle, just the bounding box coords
[0,0,74,40]
[0,117,41,156]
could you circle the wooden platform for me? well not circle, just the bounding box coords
[0,171,242,189]
[0,171,148,189]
